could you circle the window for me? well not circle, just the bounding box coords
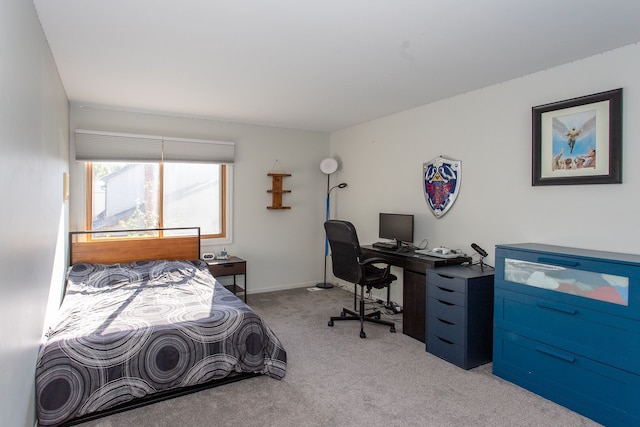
[88,162,226,239]
[75,129,234,240]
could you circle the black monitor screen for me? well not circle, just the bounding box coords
[379,213,414,244]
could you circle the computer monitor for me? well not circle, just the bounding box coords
[379,213,414,248]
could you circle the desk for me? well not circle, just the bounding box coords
[361,246,469,342]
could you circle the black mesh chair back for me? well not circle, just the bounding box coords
[324,220,364,285]
[325,220,397,338]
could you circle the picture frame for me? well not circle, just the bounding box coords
[532,88,622,186]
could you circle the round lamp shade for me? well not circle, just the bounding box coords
[320,158,339,175]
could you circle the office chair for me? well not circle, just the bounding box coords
[325,220,397,338]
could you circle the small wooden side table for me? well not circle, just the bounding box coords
[205,256,247,302]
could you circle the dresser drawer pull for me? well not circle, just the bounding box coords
[437,286,454,293]
[537,257,579,268]
[535,346,576,363]
[436,317,454,325]
[437,299,454,306]
[435,273,455,279]
[536,301,577,315]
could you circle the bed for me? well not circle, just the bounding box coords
[35,228,287,426]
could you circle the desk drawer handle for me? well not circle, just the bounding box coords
[437,299,454,306]
[437,286,454,293]
[437,336,454,345]
[435,274,455,280]
[537,257,579,268]
[436,317,454,325]
[535,346,576,364]
[536,301,577,315]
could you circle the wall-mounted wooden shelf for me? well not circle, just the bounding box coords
[267,173,291,209]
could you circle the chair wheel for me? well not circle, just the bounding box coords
[328,320,334,327]
[390,326,396,333]
[360,330,366,339]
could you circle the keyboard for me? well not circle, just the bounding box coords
[372,242,397,250]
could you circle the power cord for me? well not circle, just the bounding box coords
[373,298,403,322]
[415,238,429,251]
[364,290,402,322]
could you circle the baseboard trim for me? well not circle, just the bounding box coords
[249,281,318,295]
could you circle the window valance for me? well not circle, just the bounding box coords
[74,129,235,164]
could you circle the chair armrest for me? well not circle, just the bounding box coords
[360,257,391,267]
[360,257,393,279]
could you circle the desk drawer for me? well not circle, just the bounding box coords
[208,262,246,276]
[493,329,640,427]
[429,271,467,293]
[427,334,465,367]
[428,284,465,306]
[404,258,428,273]
[428,297,465,324]
[428,315,465,345]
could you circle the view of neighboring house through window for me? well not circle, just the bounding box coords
[89,162,225,238]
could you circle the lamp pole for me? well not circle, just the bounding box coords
[316,179,347,289]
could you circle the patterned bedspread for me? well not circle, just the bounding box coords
[35,260,286,426]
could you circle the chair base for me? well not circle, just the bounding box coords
[328,304,396,339]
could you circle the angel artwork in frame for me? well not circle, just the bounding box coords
[532,88,622,186]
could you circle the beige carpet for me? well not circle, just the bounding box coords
[77,286,601,427]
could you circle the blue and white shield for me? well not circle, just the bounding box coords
[423,156,461,218]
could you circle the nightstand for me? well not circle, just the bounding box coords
[205,256,247,302]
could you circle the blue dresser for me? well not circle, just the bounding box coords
[493,243,639,427]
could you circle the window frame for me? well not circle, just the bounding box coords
[85,162,228,240]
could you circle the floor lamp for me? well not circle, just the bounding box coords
[317,158,347,289]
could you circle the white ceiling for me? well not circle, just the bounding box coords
[34,0,640,132]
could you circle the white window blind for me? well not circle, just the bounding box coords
[75,129,235,164]
[75,130,162,162]
[162,136,234,164]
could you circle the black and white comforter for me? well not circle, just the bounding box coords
[35,260,286,426]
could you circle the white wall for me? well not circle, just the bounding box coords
[70,106,330,293]
[0,1,70,426]
[330,43,640,305]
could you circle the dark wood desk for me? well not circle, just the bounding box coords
[361,246,469,343]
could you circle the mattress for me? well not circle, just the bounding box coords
[35,259,286,426]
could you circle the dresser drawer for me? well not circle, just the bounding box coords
[496,245,638,320]
[493,329,640,427]
[428,315,465,345]
[428,297,465,324]
[495,287,640,374]
[428,284,465,306]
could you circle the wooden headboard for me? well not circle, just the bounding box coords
[69,227,201,265]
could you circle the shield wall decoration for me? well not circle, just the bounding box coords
[423,156,461,218]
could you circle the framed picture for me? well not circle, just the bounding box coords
[532,88,622,186]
